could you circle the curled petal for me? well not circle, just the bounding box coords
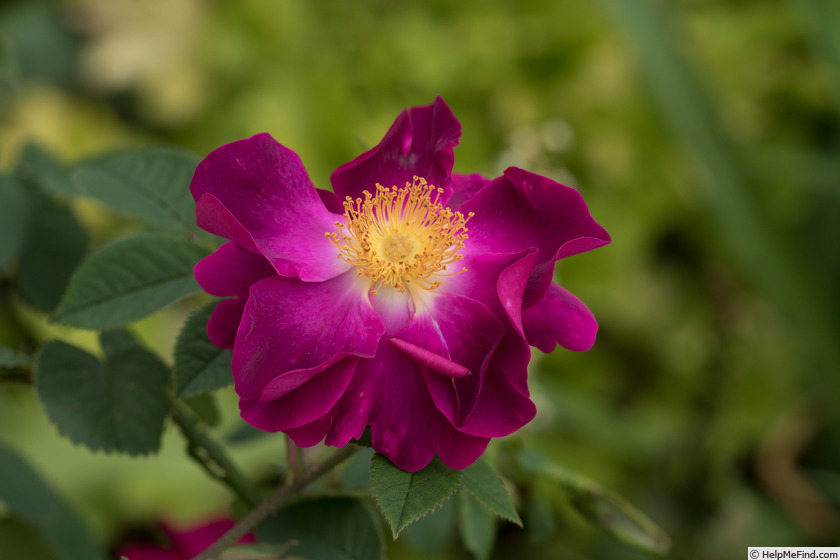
[194,242,275,298]
[331,97,461,203]
[388,339,470,378]
[455,358,537,438]
[191,133,350,281]
[444,250,538,340]
[461,167,610,306]
[318,343,491,471]
[523,283,598,352]
[207,298,245,349]
[195,242,275,349]
[233,272,383,401]
[393,292,504,425]
[240,357,358,432]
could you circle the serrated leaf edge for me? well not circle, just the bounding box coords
[72,147,199,234]
[461,484,523,527]
[369,456,463,539]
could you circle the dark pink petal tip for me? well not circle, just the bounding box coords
[330,96,461,203]
[523,284,599,352]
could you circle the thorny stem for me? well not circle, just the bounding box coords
[192,445,359,560]
[171,402,263,509]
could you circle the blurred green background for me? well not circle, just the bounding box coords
[2,0,840,558]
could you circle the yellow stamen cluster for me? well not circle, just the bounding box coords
[325,177,472,294]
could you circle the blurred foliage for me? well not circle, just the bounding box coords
[1,0,839,558]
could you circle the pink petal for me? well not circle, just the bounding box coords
[207,298,245,349]
[195,242,276,349]
[392,292,503,425]
[523,283,598,352]
[330,97,461,204]
[461,167,610,306]
[194,242,275,298]
[191,133,350,281]
[240,357,358,431]
[455,359,537,438]
[366,344,488,471]
[324,343,491,471]
[232,272,383,401]
[448,172,490,211]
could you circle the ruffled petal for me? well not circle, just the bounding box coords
[523,283,598,352]
[195,242,276,349]
[392,292,504,425]
[317,342,490,471]
[194,242,275,298]
[461,167,610,306]
[232,272,383,401]
[330,97,461,204]
[437,251,539,437]
[191,133,350,281]
[285,414,335,447]
[455,358,537,438]
[442,250,537,339]
[207,298,245,349]
[240,357,358,431]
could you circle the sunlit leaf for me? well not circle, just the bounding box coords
[53,233,208,329]
[72,147,203,236]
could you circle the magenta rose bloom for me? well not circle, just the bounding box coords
[116,518,254,560]
[191,97,609,471]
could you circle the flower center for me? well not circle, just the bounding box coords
[326,176,472,294]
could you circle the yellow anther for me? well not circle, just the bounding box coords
[327,177,470,293]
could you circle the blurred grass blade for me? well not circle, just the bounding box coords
[598,0,840,382]
[0,34,18,100]
[0,444,106,560]
[791,0,840,113]
[520,451,670,555]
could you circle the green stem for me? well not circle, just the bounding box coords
[191,445,358,560]
[171,402,263,509]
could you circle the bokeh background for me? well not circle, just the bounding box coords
[2,0,840,558]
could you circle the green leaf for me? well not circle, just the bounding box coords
[72,147,202,236]
[53,233,209,329]
[0,444,106,560]
[0,172,30,272]
[258,496,384,560]
[0,35,17,97]
[0,345,30,369]
[183,393,221,428]
[15,142,77,198]
[540,461,670,555]
[174,300,233,397]
[16,191,87,311]
[460,457,522,526]
[457,490,496,560]
[34,334,170,455]
[369,453,462,539]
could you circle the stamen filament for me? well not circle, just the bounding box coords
[325,177,472,294]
